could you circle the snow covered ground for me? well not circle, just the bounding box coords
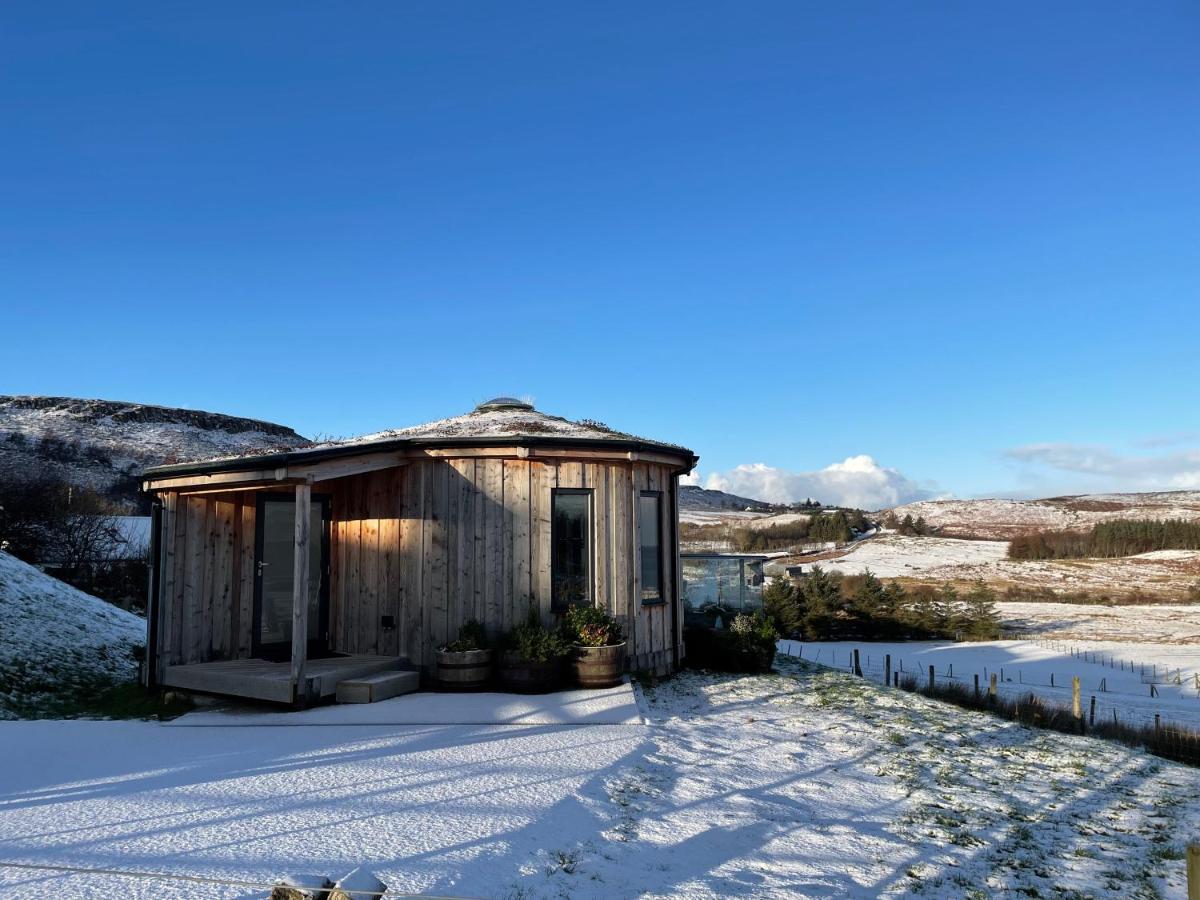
[0,551,144,719]
[812,533,1010,577]
[805,533,1200,599]
[999,602,1200,643]
[3,660,1200,898]
[787,639,1200,731]
[888,492,1200,540]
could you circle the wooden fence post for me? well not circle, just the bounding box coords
[928,664,935,692]
[989,672,997,703]
[1187,842,1200,900]
[1089,696,1096,728]
[1072,677,1082,733]
[893,671,899,688]
[884,654,891,686]
[853,649,862,677]
[974,673,980,698]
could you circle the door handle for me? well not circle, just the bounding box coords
[256,561,270,576]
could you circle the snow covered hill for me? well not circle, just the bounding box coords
[887,491,1200,539]
[679,484,773,516]
[0,550,145,718]
[0,396,307,506]
[797,532,1200,600]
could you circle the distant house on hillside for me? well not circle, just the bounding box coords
[141,398,698,705]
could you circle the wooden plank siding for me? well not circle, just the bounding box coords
[154,490,257,670]
[153,455,683,678]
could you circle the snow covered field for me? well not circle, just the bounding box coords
[811,533,1010,577]
[806,533,1200,598]
[0,552,143,719]
[999,601,1200,643]
[3,661,1200,898]
[889,492,1200,540]
[787,639,1200,731]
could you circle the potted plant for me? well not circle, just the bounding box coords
[562,604,627,688]
[499,608,571,693]
[434,619,493,690]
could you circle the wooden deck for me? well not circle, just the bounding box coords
[162,655,409,704]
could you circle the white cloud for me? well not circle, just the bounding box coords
[700,455,936,510]
[679,470,702,487]
[1004,442,1200,491]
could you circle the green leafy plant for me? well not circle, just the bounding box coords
[561,604,624,647]
[441,619,489,653]
[504,608,571,663]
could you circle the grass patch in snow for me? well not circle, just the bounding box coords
[0,549,151,719]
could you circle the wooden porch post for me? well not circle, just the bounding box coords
[291,480,312,702]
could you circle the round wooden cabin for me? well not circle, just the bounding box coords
[141,398,698,703]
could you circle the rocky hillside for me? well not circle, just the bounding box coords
[887,491,1200,540]
[0,396,307,507]
[679,484,773,514]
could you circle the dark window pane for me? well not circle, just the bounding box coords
[552,491,590,609]
[640,493,662,602]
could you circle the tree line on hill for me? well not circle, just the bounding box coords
[0,475,147,611]
[883,511,932,536]
[762,567,1001,641]
[726,509,869,553]
[1008,518,1200,560]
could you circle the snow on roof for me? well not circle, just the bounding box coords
[353,400,682,447]
[146,399,695,473]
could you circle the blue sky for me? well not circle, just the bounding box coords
[2,3,1198,506]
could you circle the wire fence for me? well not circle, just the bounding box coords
[781,642,1200,766]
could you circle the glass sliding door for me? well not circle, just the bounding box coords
[253,494,330,660]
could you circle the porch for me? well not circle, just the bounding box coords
[161,654,408,705]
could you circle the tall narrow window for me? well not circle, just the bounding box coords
[552,489,591,610]
[640,491,663,603]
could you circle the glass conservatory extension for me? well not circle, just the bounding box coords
[681,553,767,623]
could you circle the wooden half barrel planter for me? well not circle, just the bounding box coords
[573,642,627,689]
[499,652,564,693]
[434,648,494,690]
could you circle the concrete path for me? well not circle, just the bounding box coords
[167,680,644,727]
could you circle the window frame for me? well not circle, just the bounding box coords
[551,487,593,612]
[639,489,664,605]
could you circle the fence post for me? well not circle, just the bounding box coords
[884,654,891,686]
[989,672,997,703]
[928,665,935,692]
[1089,695,1096,728]
[974,673,980,698]
[1072,677,1082,733]
[1187,842,1200,900]
[893,671,899,688]
[1051,673,1055,688]
[1100,678,1107,693]
[853,649,862,677]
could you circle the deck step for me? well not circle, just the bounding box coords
[335,670,420,704]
